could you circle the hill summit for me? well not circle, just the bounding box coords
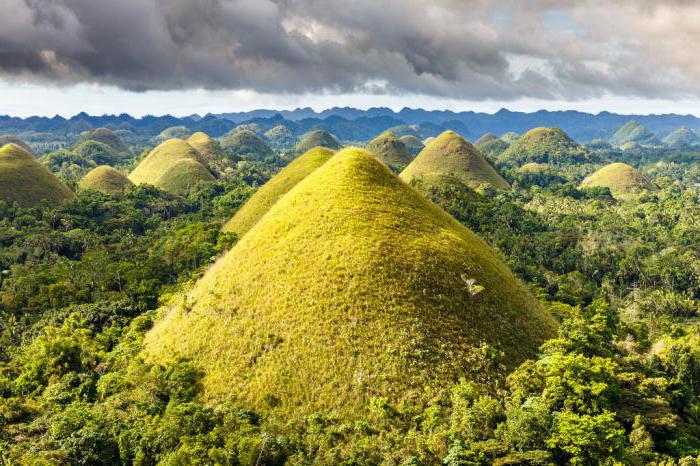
[663,126,699,148]
[610,121,659,147]
[400,130,509,190]
[497,127,591,167]
[222,146,335,237]
[365,131,413,171]
[143,147,556,420]
[581,163,653,200]
[220,129,273,161]
[0,144,74,207]
[80,127,130,154]
[79,166,133,194]
[129,138,214,195]
[294,129,341,154]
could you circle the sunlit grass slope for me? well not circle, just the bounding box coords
[497,127,591,167]
[80,127,130,154]
[222,147,335,237]
[365,131,413,171]
[0,144,73,207]
[400,130,509,190]
[518,162,552,173]
[129,138,213,195]
[78,165,133,195]
[220,129,273,160]
[399,135,424,156]
[294,129,341,154]
[144,147,556,420]
[0,136,34,156]
[581,162,653,200]
[187,132,223,160]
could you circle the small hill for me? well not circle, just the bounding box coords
[475,133,509,158]
[78,165,133,194]
[0,136,34,156]
[497,127,591,167]
[399,135,424,156]
[518,162,552,174]
[264,125,296,150]
[129,139,213,195]
[294,129,341,154]
[581,163,653,200]
[80,127,129,153]
[609,121,659,147]
[220,129,274,160]
[223,147,335,237]
[400,130,510,190]
[663,127,699,148]
[156,126,192,141]
[365,131,413,171]
[0,144,74,207]
[187,132,224,162]
[500,132,520,144]
[385,124,421,138]
[143,147,556,421]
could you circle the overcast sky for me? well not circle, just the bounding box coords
[2,0,700,117]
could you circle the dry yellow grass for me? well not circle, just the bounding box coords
[0,144,73,207]
[143,147,556,421]
[581,162,653,200]
[78,165,133,195]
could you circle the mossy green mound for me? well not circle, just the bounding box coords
[0,136,34,155]
[143,147,556,420]
[220,129,273,160]
[497,127,591,167]
[610,121,659,147]
[223,147,335,237]
[581,163,653,200]
[129,139,213,195]
[156,126,192,141]
[80,127,130,153]
[365,131,413,171]
[475,133,509,158]
[294,129,341,154]
[0,144,73,207]
[264,125,296,150]
[187,132,223,161]
[399,135,424,156]
[475,133,498,147]
[400,130,509,190]
[663,127,699,148]
[500,132,520,144]
[78,165,133,195]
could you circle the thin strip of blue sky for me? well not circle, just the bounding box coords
[2,79,700,118]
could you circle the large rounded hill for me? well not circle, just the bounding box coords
[497,127,591,167]
[222,146,335,237]
[400,130,509,191]
[0,144,74,207]
[294,129,341,154]
[220,129,273,161]
[365,131,413,172]
[581,163,653,200]
[129,139,214,195]
[79,165,133,195]
[143,147,556,421]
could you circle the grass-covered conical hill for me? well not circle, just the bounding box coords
[399,135,424,156]
[129,138,213,195]
[78,165,133,195]
[80,127,130,154]
[0,143,74,207]
[187,132,223,161]
[400,130,510,190]
[610,121,659,147]
[475,133,509,158]
[222,147,335,237]
[581,162,653,201]
[365,131,413,172]
[294,129,341,154]
[663,127,699,148]
[143,147,556,420]
[0,136,34,156]
[497,127,591,167]
[220,129,273,161]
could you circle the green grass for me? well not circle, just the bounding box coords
[80,127,130,154]
[518,162,552,173]
[78,165,133,195]
[365,131,413,172]
[497,127,591,167]
[399,135,424,156]
[156,126,192,141]
[0,143,73,207]
[264,124,296,149]
[220,129,273,160]
[129,138,213,195]
[400,130,510,190]
[294,129,341,154]
[143,147,556,421]
[580,163,653,201]
[223,147,335,237]
[610,121,659,147]
[475,133,509,158]
[475,133,498,146]
[663,127,699,148]
[187,132,223,160]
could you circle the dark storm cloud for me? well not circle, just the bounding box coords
[1,0,699,100]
